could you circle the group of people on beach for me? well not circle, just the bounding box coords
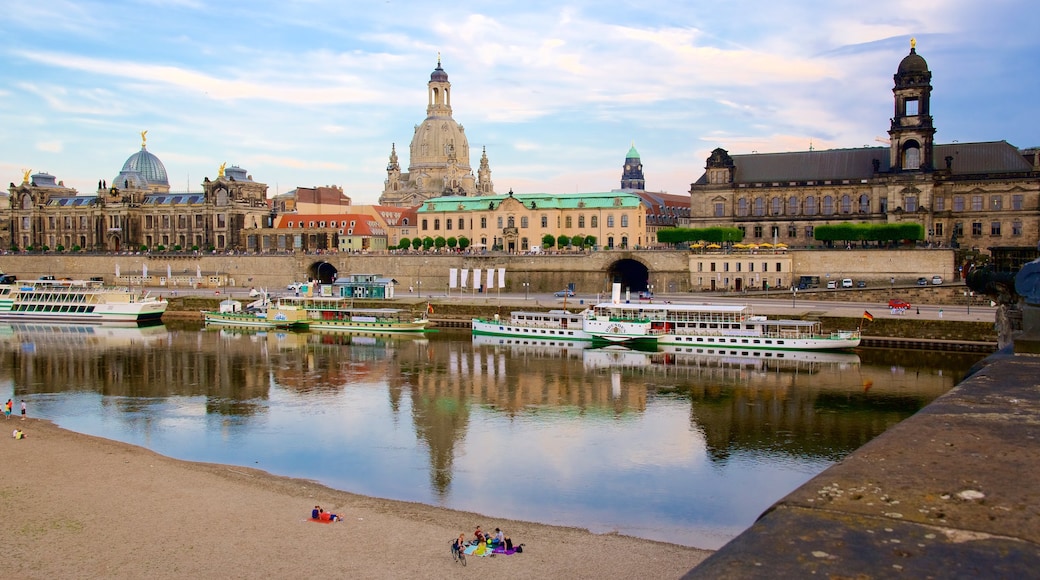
[310,505,343,522]
[4,399,25,420]
[453,524,519,555]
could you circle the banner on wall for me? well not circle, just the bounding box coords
[449,268,458,288]
[498,268,506,288]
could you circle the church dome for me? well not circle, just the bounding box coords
[409,116,471,171]
[897,47,928,74]
[119,145,169,187]
[430,63,448,82]
[113,169,150,190]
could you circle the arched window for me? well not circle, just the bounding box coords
[507,216,515,228]
[822,196,834,215]
[804,196,817,215]
[753,197,765,217]
[859,194,870,213]
[770,197,782,215]
[840,195,852,214]
[903,143,921,170]
[787,196,799,215]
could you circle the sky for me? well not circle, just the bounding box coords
[2,1,1038,205]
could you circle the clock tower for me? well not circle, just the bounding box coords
[620,142,645,190]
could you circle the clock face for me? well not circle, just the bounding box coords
[625,165,630,170]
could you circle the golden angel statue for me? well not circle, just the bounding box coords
[22,168,31,183]
[141,130,148,147]
[219,162,227,178]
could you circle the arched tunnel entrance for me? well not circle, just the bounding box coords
[309,261,339,284]
[606,258,650,294]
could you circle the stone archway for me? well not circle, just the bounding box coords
[308,261,338,284]
[605,258,650,294]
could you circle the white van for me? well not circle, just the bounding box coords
[827,280,837,289]
[842,278,854,288]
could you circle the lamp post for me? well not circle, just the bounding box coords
[417,280,422,298]
[966,290,973,315]
[523,281,529,300]
[792,286,797,308]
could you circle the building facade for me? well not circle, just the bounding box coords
[416,190,645,252]
[616,143,692,247]
[378,58,495,206]
[689,41,1040,257]
[4,135,271,253]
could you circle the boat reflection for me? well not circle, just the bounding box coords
[0,322,168,352]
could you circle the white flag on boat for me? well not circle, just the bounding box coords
[498,268,506,289]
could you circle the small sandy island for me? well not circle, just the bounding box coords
[1,420,710,579]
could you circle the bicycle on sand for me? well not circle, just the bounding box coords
[451,542,467,566]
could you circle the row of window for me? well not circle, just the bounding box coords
[12,304,96,313]
[733,219,1025,240]
[726,194,1025,217]
[285,220,359,229]
[697,262,785,273]
[421,214,630,231]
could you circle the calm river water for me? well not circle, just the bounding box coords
[0,322,984,549]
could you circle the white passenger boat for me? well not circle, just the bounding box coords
[584,300,861,351]
[471,309,590,341]
[0,276,166,324]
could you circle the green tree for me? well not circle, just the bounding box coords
[72,245,81,252]
[422,236,435,250]
[434,236,447,249]
[570,234,586,249]
[458,236,470,250]
[411,238,422,250]
[397,237,411,250]
[56,245,65,252]
[541,234,556,249]
[558,234,571,248]
[447,236,458,249]
[584,235,597,248]
[156,245,165,252]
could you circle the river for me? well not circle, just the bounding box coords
[0,322,984,549]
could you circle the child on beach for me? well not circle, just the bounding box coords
[12,429,25,439]
[4,399,11,419]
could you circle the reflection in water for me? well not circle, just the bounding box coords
[0,325,983,549]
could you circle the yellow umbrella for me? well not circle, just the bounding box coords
[759,242,773,248]
[733,243,747,249]
[706,243,722,249]
[775,242,788,247]
[690,242,704,248]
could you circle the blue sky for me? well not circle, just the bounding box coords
[2,1,1037,204]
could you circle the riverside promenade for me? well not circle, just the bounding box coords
[685,344,1040,577]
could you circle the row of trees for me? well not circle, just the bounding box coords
[540,234,597,250]
[657,223,925,248]
[397,236,472,251]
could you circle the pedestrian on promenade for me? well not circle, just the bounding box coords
[21,400,26,420]
[939,308,943,319]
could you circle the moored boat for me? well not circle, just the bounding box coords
[471,309,590,341]
[202,295,308,330]
[0,275,166,324]
[280,296,430,334]
[584,300,860,351]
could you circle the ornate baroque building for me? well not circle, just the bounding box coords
[4,134,271,252]
[689,40,1040,256]
[378,58,495,206]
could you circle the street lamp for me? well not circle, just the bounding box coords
[417,280,422,298]
[965,290,973,315]
[792,286,797,308]
[523,281,529,300]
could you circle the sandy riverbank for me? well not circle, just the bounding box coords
[1,419,710,579]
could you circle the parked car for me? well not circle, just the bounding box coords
[888,298,912,310]
[826,280,837,289]
[931,275,943,285]
[554,288,575,297]
[841,278,854,288]
[856,280,867,288]
[917,277,929,286]
[637,290,653,299]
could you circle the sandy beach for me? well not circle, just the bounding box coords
[1,419,710,579]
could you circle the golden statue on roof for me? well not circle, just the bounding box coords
[21,168,31,183]
[141,130,148,147]
[219,162,226,178]
[911,37,916,49]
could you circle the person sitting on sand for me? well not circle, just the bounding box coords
[12,429,25,439]
[316,508,341,522]
[452,533,466,556]
[493,527,505,547]
[474,525,486,544]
